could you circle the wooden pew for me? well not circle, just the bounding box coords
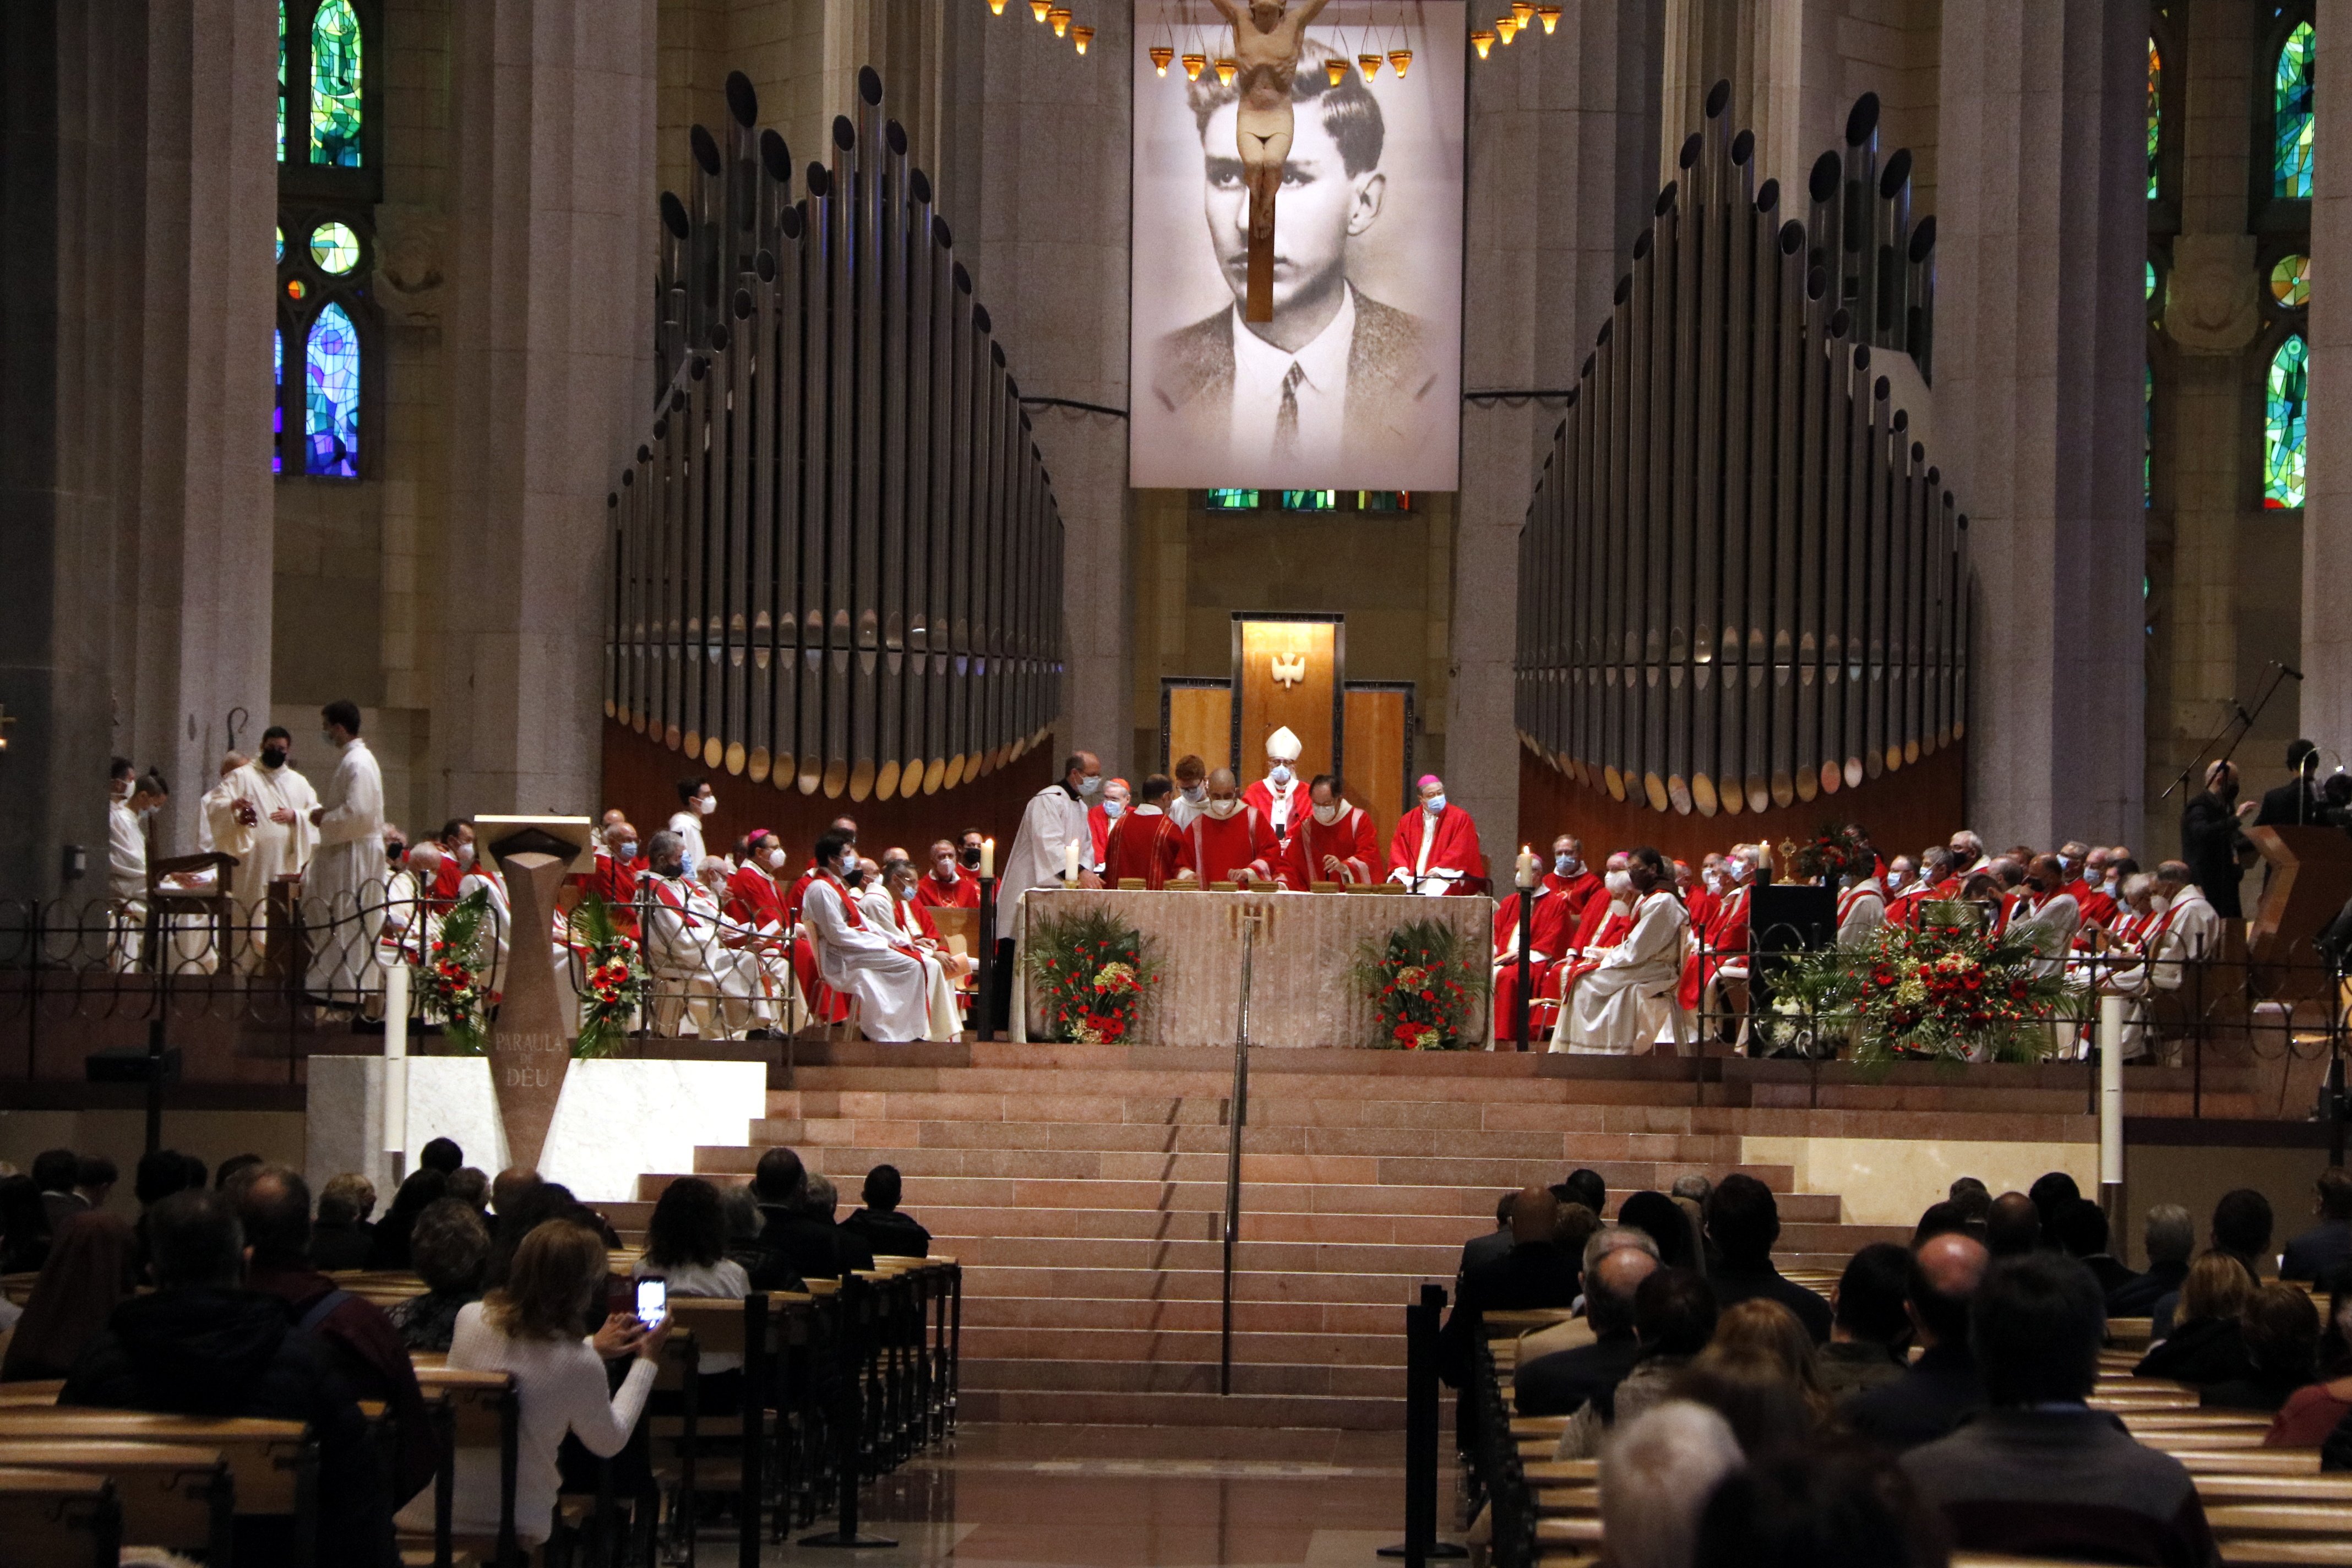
[0,1440,232,1563]
[406,1365,520,1568]
[2177,1450,2324,1477]
[0,1379,64,1407]
[0,1468,121,1567]
[0,1411,311,1564]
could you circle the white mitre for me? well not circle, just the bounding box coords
[1265,726,1303,764]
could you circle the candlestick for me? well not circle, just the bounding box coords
[980,836,995,878]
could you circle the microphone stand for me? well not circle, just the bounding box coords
[2159,661,2300,802]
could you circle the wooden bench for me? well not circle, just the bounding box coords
[2177,1450,2324,1477]
[0,1468,121,1567]
[0,1411,312,1564]
[405,1365,520,1568]
[0,1440,232,1562]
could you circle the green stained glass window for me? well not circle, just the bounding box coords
[2144,361,2153,507]
[1357,491,1411,511]
[305,302,361,477]
[275,225,284,263]
[1281,490,1336,511]
[2147,39,2162,199]
[2265,334,2307,508]
[309,0,362,168]
[1206,489,1259,510]
[277,0,287,163]
[2146,259,2157,304]
[2277,21,2315,199]
[2272,253,2310,308]
[309,221,360,275]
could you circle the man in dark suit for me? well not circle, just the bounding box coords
[1513,1235,1659,1416]
[1845,1231,1990,1451]
[1703,1173,1834,1342]
[2255,739,2325,827]
[1150,63,1443,485]
[1457,1191,1518,1281]
[2180,759,2251,919]
[1439,1188,1584,1385]
[2283,1167,2352,1292]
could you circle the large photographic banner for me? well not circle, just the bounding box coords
[1129,2,1464,492]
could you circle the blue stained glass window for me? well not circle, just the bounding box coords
[2277,21,2315,198]
[309,0,362,167]
[304,303,360,477]
[1206,488,1260,510]
[277,0,287,163]
[2265,333,2307,508]
[274,328,284,475]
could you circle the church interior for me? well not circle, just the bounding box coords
[7,2,2352,1565]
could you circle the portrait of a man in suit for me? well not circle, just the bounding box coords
[1145,61,1449,486]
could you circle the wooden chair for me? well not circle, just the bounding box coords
[0,1468,121,1568]
[406,1366,520,1568]
[0,1440,231,1562]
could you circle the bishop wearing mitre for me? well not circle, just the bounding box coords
[1387,775,1483,895]
[1242,726,1306,844]
[1278,774,1380,888]
[1177,769,1279,886]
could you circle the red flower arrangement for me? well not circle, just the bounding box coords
[1024,908,1160,1044]
[1353,919,1487,1050]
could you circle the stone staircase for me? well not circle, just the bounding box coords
[617,1044,1953,1430]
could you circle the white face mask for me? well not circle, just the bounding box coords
[1555,854,1580,876]
[698,794,717,815]
[1887,869,1909,891]
[838,848,859,874]
[765,847,787,870]
[1270,764,1293,786]
[320,731,337,749]
[1311,799,1342,825]
[1076,774,1102,797]
[1604,870,1634,897]
[1423,793,1446,815]
[1705,869,1724,892]
[1204,797,1241,820]
[1103,799,1125,819]
[1180,783,1205,803]
[456,843,475,867]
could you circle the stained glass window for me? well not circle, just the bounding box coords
[2277,21,2315,199]
[309,0,362,168]
[309,221,360,275]
[2272,253,2310,308]
[277,0,287,163]
[2147,39,2162,199]
[1357,491,1411,511]
[1206,489,1260,510]
[2144,361,2152,507]
[305,302,361,477]
[1281,490,1337,511]
[2265,334,2308,508]
[275,225,284,263]
[274,328,284,475]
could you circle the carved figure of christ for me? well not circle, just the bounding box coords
[1207,0,1332,320]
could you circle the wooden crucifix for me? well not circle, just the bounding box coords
[1207,0,1333,322]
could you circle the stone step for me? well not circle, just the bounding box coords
[955,1386,1404,1429]
[755,1115,1755,1163]
[955,1322,1413,1368]
[961,1293,1423,1338]
[958,1264,1447,1307]
[960,1357,1405,1400]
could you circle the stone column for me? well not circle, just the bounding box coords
[940,2,1134,777]
[435,0,657,815]
[2305,0,2352,753]
[1450,1,1661,872]
[1934,0,2148,848]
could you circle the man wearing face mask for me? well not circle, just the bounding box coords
[1088,778,1132,870]
[303,701,387,1003]
[1168,754,1211,830]
[918,839,982,910]
[1242,727,1306,844]
[1107,776,1190,890]
[879,854,970,1039]
[1174,767,1280,887]
[1540,854,1638,1039]
[1491,863,1571,1047]
[991,755,1104,1036]
[592,821,646,930]
[669,778,717,878]
[204,727,321,965]
[426,820,473,908]
[801,830,933,1042]
[107,764,170,972]
[1560,847,1692,1055]
[1387,775,1483,896]
[1542,837,1604,926]
[956,829,988,884]
[1278,774,1379,888]
[725,830,792,938]
[640,830,780,1038]
[2010,853,2083,987]
[1678,844,1758,1022]
[2071,844,2119,937]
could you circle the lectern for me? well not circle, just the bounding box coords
[475,815,595,1172]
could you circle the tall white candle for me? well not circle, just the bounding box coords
[383,962,410,1157]
[1065,839,1081,883]
[981,836,995,878]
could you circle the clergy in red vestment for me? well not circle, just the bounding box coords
[1279,775,1381,888]
[1175,769,1279,886]
[429,819,471,908]
[915,840,981,909]
[1386,776,1483,895]
[1540,836,1605,928]
[726,830,792,935]
[2069,842,2120,933]
[1104,776,1189,889]
[591,820,647,935]
[1242,726,1307,845]
[1888,848,1954,926]
[1087,779,1130,870]
[1491,881,1571,1045]
[1678,845,1757,1014]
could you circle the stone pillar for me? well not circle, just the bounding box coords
[0,0,275,899]
[1450,1,1661,870]
[2305,0,2352,753]
[436,0,657,815]
[940,2,1134,777]
[1934,0,2148,848]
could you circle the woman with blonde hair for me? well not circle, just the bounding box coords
[2135,1250,2256,1387]
[1672,1297,1833,1454]
[394,1219,668,1547]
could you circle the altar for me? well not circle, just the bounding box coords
[1013,888,1495,1048]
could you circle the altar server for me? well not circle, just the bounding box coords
[1105,776,1188,889]
[997,754,1102,943]
[304,701,386,1001]
[203,727,319,952]
[1242,726,1306,843]
[1559,848,1691,1054]
[641,831,778,1038]
[1280,774,1380,888]
[1387,776,1483,895]
[1491,878,1570,1046]
[1168,754,1211,830]
[1836,859,1886,948]
[802,831,933,1042]
[878,853,965,1040]
[669,777,716,875]
[1177,769,1279,886]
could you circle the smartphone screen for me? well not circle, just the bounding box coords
[634,1276,666,1326]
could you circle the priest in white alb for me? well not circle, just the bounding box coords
[993,752,1103,1036]
[802,831,933,1042]
[641,830,780,1038]
[1242,726,1306,845]
[303,701,386,1002]
[203,725,320,968]
[1561,848,1692,1054]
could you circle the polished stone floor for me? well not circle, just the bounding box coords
[760,1424,1463,1567]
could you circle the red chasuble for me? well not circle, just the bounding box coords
[1104,809,1188,889]
[725,864,788,932]
[1542,869,1605,928]
[1491,888,1571,1043]
[1678,883,1751,1011]
[1241,777,1306,842]
[914,868,980,910]
[1387,804,1483,891]
[1183,806,1279,883]
[1280,805,1381,888]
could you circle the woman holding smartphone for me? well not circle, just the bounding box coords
[396,1219,668,1548]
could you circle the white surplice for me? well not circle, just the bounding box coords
[997,783,1090,943]
[642,872,777,1037]
[203,760,320,966]
[803,874,930,1042]
[304,737,386,999]
[1563,889,1692,1054]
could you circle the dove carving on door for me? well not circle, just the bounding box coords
[1269,651,1308,689]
